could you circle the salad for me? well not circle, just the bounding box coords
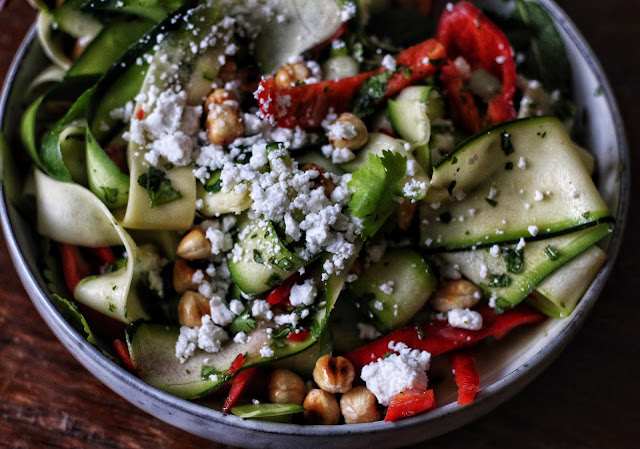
[2,0,614,425]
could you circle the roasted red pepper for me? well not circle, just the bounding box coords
[58,243,92,293]
[345,303,545,374]
[257,39,446,129]
[385,389,437,422]
[287,328,310,342]
[222,366,258,413]
[436,1,517,133]
[113,339,136,372]
[449,350,479,405]
[266,273,301,306]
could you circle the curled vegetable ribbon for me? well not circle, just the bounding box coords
[257,39,446,129]
[436,1,518,133]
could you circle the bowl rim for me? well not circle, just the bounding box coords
[0,0,630,444]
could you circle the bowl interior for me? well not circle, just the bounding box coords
[0,1,629,448]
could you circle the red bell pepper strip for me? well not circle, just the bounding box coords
[287,328,310,342]
[222,367,259,413]
[113,339,136,372]
[345,303,545,374]
[58,243,92,293]
[436,1,517,133]
[266,273,301,306]
[384,389,437,422]
[227,353,245,378]
[449,350,479,405]
[257,38,446,129]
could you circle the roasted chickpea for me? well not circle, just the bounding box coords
[205,89,244,146]
[431,279,483,312]
[303,389,340,425]
[301,163,336,197]
[313,355,355,394]
[396,199,418,231]
[177,228,211,260]
[275,61,311,89]
[340,386,380,424]
[177,290,210,327]
[328,113,368,150]
[268,369,306,405]
[173,259,201,294]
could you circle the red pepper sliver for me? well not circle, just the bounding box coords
[113,339,136,372]
[449,350,480,405]
[222,367,258,413]
[57,243,92,293]
[436,1,517,133]
[266,273,301,306]
[257,38,446,129]
[136,108,144,120]
[227,353,245,378]
[385,389,436,422]
[345,303,545,374]
[287,328,310,342]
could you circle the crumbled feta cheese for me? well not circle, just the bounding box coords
[534,190,544,201]
[229,299,244,316]
[379,281,395,295]
[381,54,397,71]
[447,308,483,330]
[251,300,274,321]
[361,345,431,406]
[516,238,526,250]
[528,225,539,237]
[489,244,500,257]
[373,300,384,311]
[233,331,248,344]
[518,157,527,169]
[479,263,488,279]
[209,296,235,326]
[289,279,317,307]
[260,345,275,358]
[274,312,299,327]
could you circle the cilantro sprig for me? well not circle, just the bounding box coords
[347,150,407,239]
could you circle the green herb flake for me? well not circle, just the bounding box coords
[253,249,264,264]
[544,245,559,260]
[266,273,282,288]
[352,70,394,117]
[137,167,182,208]
[100,186,119,205]
[230,314,256,334]
[500,131,515,155]
[502,248,524,274]
[448,180,456,197]
[201,365,228,382]
[486,198,498,207]
[488,273,512,288]
[505,162,514,170]
[108,302,116,312]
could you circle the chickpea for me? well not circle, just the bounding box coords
[275,61,311,89]
[397,199,418,231]
[177,228,211,260]
[340,386,380,424]
[205,89,244,147]
[268,369,306,405]
[177,291,210,327]
[431,279,483,313]
[328,113,368,150]
[301,163,336,197]
[173,259,200,294]
[303,389,340,425]
[312,355,355,394]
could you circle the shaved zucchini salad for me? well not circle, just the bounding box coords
[3,0,614,425]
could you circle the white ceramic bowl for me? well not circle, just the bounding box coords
[0,1,629,447]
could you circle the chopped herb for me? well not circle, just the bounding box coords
[352,70,393,117]
[486,198,498,207]
[100,186,119,205]
[266,273,281,288]
[204,172,223,193]
[201,365,228,382]
[505,161,514,170]
[502,248,524,273]
[253,249,264,264]
[582,211,592,219]
[448,180,456,196]
[439,212,452,224]
[137,167,182,208]
[452,156,458,165]
[488,273,512,288]
[594,86,602,96]
[500,131,515,155]
[273,326,292,339]
[416,324,425,340]
[230,314,256,334]
[544,245,559,260]
[108,303,116,312]
[541,131,547,138]
[271,338,287,349]
[270,256,294,271]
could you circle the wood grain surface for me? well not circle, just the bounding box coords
[0,0,638,448]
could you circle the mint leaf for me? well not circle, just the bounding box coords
[230,313,256,334]
[137,167,182,207]
[347,150,407,239]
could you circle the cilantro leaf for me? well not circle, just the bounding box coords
[230,313,256,334]
[137,167,182,208]
[347,150,407,239]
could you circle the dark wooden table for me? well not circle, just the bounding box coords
[1,1,638,447]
